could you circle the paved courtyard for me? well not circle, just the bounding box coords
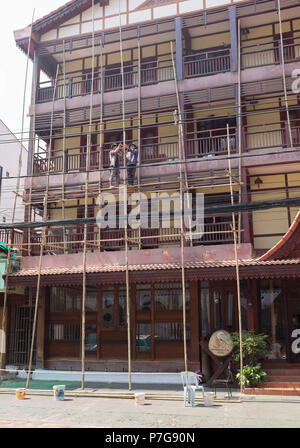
[0,392,299,428]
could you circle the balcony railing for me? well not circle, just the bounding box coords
[241,35,300,69]
[184,49,231,78]
[36,48,231,104]
[32,121,300,176]
[29,219,234,256]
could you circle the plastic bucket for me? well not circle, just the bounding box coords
[204,392,214,407]
[16,388,26,400]
[135,392,145,406]
[53,385,65,401]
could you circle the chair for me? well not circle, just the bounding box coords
[181,371,205,407]
[212,362,234,399]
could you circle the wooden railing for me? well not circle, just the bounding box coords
[184,48,231,78]
[241,35,300,69]
[32,121,300,175]
[0,229,23,247]
[36,58,174,103]
[29,219,235,256]
[36,49,232,104]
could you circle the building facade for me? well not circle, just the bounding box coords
[7,0,300,378]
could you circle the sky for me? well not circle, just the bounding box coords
[0,0,65,140]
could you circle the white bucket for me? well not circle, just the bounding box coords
[53,385,65,401]
[204,392,214,407]
[135,392,145,406]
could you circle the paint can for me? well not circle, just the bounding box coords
[16,388,26,400]
[204,392,214,407]
[135,392,145,405]
[53,385,65,401]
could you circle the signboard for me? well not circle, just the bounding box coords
[208,330,233,357]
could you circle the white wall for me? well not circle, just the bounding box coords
[0,120,27,224]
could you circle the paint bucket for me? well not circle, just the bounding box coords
[204,392,214,407]
[135,392,145,406]
[16,388,26,400]
[53,385,65,401]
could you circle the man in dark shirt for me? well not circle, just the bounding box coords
[126,143,139,186]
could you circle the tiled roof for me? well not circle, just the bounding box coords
[10,258,300,278]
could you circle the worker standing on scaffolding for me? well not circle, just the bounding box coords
[109,143,122,188]
[125,143,139,186]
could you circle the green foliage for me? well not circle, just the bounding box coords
[236,364,267,387]
[231,331,269,366]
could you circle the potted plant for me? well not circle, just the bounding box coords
[231,331,269,388]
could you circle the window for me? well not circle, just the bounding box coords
[102,288,114,329]
[154,323,191,341]
[85,324,97,352]
[136,284,151,312]
[201,282,210,337]
[136,323,151,352]
[49,323,80,341]
[154,282,190,311]
[86,287,98,312]
[50,287,80,312]
[118,288,127,328]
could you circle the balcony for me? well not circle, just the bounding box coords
[36,47,231,104]
[241,35,300,69]
[29,219,235,256]
[33,127,237,175]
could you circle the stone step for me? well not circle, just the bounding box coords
[266,376,300,382]
[244,387,300,396]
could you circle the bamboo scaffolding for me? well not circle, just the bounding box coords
[137,34,142,250]
[119,0,132,392]
[237,19,242,244]
[278,0,293,148]
[0,9,35,384]
[98,36,104,251]
[170,41,188,372]
[62,40,67,253]
[81,0,96,390]
[227,124,244,396]
[25,65,60,390]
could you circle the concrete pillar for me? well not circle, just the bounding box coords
[175,17,184,81]
[228,5,238,72]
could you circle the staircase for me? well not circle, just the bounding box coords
[244,364,300,396]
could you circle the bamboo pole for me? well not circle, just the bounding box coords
[237,19,242,244]
[81,0,96,390]
[170,41,188,372]
[137,34,142,250]
[278,0,293,148]
[0,9,35,384]
[26,66,60,389]
[119,0,132,391]
[62,40,67,253]
[227,124,244,396]
[98,37,104,251]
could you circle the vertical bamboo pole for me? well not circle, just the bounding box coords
[26,65,60,390]
[82,0,96,390]
[119,0,132,391]
[98,39,104,250]
[278,0,293,148]
[0,9,35,383]
[227,124,244,395]
[237,19,242,244]
[137,34,142,250]
[170,41,188,372]
[62,40,67,253]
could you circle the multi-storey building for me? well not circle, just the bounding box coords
[7,0,300,380]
